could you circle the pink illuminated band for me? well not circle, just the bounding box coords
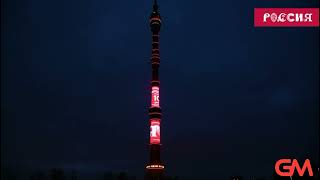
[150,119,160,144]
[151,22,160,25]
[151,86,160,107]
[150,18,162,22]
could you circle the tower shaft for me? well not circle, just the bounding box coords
[145,1,164,179]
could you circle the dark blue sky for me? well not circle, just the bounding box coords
[1,0,319,179]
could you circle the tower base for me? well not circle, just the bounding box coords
[144,168,164,180]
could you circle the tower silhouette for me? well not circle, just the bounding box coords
[145,1,164,180]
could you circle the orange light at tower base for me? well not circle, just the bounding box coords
[146,164,165,170]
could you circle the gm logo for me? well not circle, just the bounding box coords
[275,159,313,177]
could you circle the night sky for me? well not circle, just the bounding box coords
[1,0,319,179]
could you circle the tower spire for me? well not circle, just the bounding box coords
[153,0,159,13]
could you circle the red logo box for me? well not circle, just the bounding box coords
[254,8,319,27]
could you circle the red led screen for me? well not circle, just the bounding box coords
[150,120,160,144]
[151,86,160,107]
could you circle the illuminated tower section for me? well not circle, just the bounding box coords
[145,0,164,179]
